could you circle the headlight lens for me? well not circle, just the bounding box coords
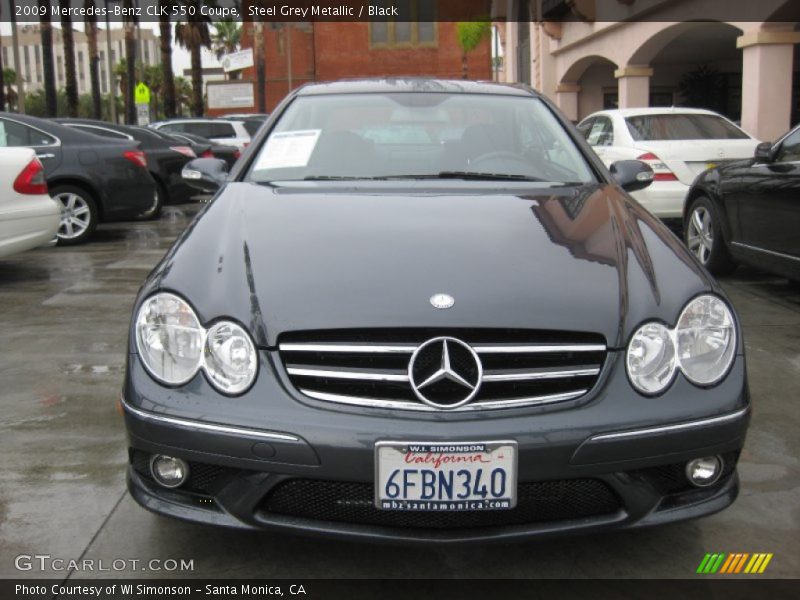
[626,322,677,394]
[676,295,736,385]
[135,293,204,385]
[203,321,258,394]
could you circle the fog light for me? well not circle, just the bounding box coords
[149,455,189,488]
[685,456,723,487]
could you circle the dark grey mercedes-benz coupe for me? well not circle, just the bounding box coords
[121,79,750,542]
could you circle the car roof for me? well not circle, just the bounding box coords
[588,107,724,118]
[295,78,537,98]
[0,112,132,143]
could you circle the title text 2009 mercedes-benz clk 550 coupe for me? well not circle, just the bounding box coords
[121,79,750,542]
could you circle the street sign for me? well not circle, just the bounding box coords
[134,82,151,105]
[207,81,255,109]
[222,49,254,73]
[136,103,150,126]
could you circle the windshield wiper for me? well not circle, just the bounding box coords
[379,172,544,182]
[303,175,387,181]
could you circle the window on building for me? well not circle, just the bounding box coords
[57,56,64,83]
[23,46,31,83]
[369,0,437,47]
[33,46,41,83]
[1,47,7,67]
[78,51,85,80]
[144,42,150,64]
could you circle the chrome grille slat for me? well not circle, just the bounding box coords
[483,367,600,382]
[280,330,606,411]
[286,366,409,382]
[299,389,589,411]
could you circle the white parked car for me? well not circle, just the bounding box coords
[0,147,60,258]
[577,108,760,219]
[151,119,251,150]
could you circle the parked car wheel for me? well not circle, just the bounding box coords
[685,196,736,275]
[53,185,98,245]
[138,182,165,220]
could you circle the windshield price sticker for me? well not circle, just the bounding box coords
[254,129,321,170]
[375,441,517,511]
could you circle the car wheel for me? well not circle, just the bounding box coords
[684,196,736,275]
[53,185,98,246]
[138,182,165,220]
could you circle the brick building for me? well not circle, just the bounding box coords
[229,4,492,113]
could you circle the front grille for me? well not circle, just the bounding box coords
[261,478,621,529]
[279,328,606,411]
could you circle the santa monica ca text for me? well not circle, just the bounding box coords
[16,584,306,596]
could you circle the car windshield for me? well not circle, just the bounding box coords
[625,114,750,141]
[246,93,595,184]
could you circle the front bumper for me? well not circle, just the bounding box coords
[122,350,750,542]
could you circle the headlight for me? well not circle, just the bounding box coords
[626,295,737,394]
[204,321,258,394]
[135,293,204,385]
[676,295,736,385]
[626,322,677,394]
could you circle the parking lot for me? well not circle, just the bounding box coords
[0,201,798,580]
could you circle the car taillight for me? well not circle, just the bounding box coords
[123,150,148,169]
[637,152,678,181]
[200,149,214,158]
[13,157,48,195]
[170,146,197,158]
[234,150,241,159]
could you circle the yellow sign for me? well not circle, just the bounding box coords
[134,82,151,105]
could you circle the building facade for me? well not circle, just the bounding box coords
[1,25,160,97]
[233,13,492,113]
[498,0,800,142]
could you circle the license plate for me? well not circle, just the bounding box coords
[375,441,517,511]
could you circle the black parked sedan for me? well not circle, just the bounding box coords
[684,125,800,281]
[122,79,749,542]
[0,113,156,244]
[56,119,198,218]
[157,130,241,170]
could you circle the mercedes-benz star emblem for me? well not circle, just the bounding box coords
[408,337,482,409]
[430,293,455,309]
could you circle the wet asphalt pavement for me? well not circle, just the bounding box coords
[0,202,798,580]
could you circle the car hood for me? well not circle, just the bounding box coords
[146,182,715,349]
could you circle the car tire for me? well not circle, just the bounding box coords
[684,196,736,276]
[138,182,165,220]
[52,185,99,246]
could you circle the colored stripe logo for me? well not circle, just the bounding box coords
[697,553,773,574]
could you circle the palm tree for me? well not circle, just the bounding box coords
[175,2,212,117]
[84,0,102,119]
[9,0,25,112]
[158,0,177,118]
[123,0,137,123]
[174,76,192,116]
[61,0,79,117]
[211,18,242,68]
[38,0,58,116]
[3,68,17,111]
[113,58,129,119]
[455,20,491,80]
[0,3,5,111]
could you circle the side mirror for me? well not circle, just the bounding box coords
[610,160,654,192]
[754,141,775,163]
[181,158,228,193]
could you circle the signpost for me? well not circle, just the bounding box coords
[207,81,255,110]
[134,82,151,126]
[222,49,254,74]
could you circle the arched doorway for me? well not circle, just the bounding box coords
[559,55,618,121]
